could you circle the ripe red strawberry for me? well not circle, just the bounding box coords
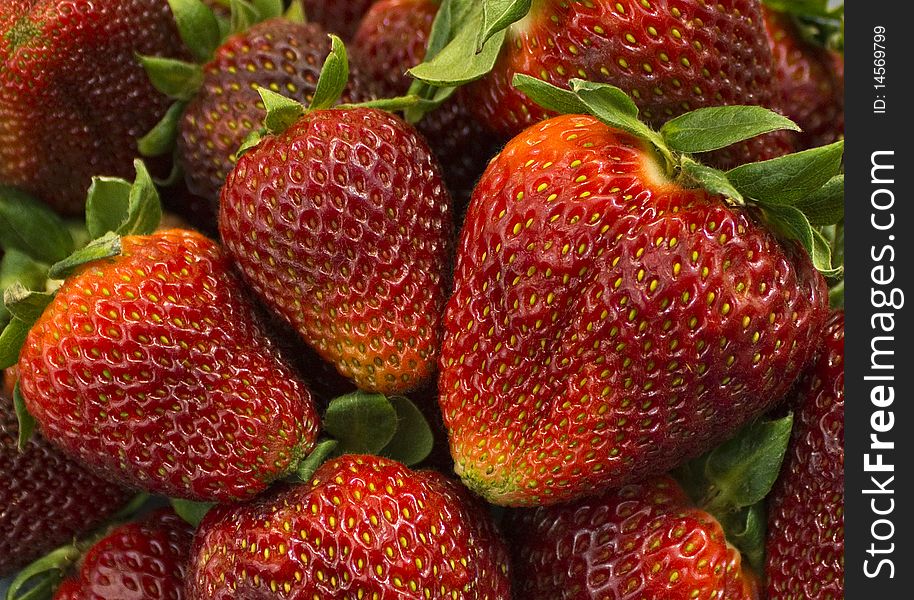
[0,0,186,213]
[762,7,845,149]
[302,0,377,39]
[351,0,502,213]
[186,454,511,599]
[766,310,844,598]
[178,18,374,207]
[464,0,779,139]
[17,228,320,501]
[220,106,453,394]
[52,508,194,600]
[1,374,132,576]
[440,114,828,506]
[507,475,759,599]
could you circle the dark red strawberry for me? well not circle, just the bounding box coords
[302,0,377,39]
[220,105,453,395]
[766,311,844,598]
[52,508,194,600]
[186,454,511,599]
[440,113,828,506]
[17,228,320,501]
[763,6,844,149]
[178,17,374,207]
[1,372,132,576]
[351,0,502,214]
[0,0,186,213]
[508,475,759,599]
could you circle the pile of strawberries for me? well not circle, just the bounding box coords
[0,1,844,599]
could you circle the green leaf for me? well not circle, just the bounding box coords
[680,160,744,205]
[3,283,53,324]
[167,0,222,61]
[478,0,531,50]
[48,232,122,280]
[13,382,36,450]
[309,34,349,111]
[720,503,767,575]
[5,544,82,600]
[408,2,506,86]
[284,0,306,23]
[0,187,74,264]
[660,106,799,154]
[727,141,844,206]
[170,498,216,527]
[138,101,185,157]
[403,85,456,124]
[379,396,435,466]
[86,178,133,238]
[251,0,283,19]
[323,391,398,455]
[0,250,48,294]
[760,204,840,276]
[511,74,588,115]
[703,414,794,511]
[121,161,163,236]
[0,318,30,369]
[230,0,259,33]
[792,174,844,226]
[137,55,203,100]
[258,87,306,134]
[235,128,266,158]
[295,439,339,481]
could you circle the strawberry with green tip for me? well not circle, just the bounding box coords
[439,79,839,506]
[186,454,511,599]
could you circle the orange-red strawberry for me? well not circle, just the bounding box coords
[17,229,320,501]
[1,376,132,576]
[220,106,453,394]
[0,0,186,213]
[507,475,759,599]
[52,509,194,600]
[186,454,511,599]
[766,311,844,598]
[440,114,828,506]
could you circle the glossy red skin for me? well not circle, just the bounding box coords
[468,0,778,138]
[0,389,131,576]
[508,476,758,599]
[53,509,194,600]
[440,114,828,506]
[186,455,512,599]
[220,108,453,395]
[351,0,503,215]
[18,229,319,502]
[179,18,374,208]
[302,0,377,39]
[763,7,844,149]
[766,311,844,598]
[0,0,185,213]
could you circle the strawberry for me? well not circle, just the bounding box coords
[439,78,841,506]
[766,310,844,598]
[1,372,132,576]
[0,0,186,213]
[219,45,453,395]
[302,0,377,40]
[351,0,502,214]
[51,509,194,600]
[762,6,844,149]
[507,475,759,599]
[186,454,511,599]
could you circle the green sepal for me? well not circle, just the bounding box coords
[511,73,588,116]
[138,101,187,157]
[792,174,844,226]
[5,544,82,600]
[111,492,153,521]
[309,34,349,111]
[379,396,434,466]
[759,204,841,277]
[258,87,306,134]
[14,381,36,450]
[829,279,844,309]
[0,318,31,370]
[85,161,162,239]
[0,187,75,265]
[718,503,767,576]
[235,128,266,159]
[295,439,339,481]
[230,0,260,33]
[340,95,444,114]
[403,86,456,124]
[167,0,222,61]
[138,55,203,101]
[3,283,53,324]
[251,0,284,20]
[284,0,306,23]
[680,159,744,205]
[170,498,216,527]
[0,250,49,325]
[323,391,398,456]
[48,232,123,281]
[478,0,531,50]
[727,141,844,207]
[660,106,799,154]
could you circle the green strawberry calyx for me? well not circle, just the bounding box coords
[763,0,845,52]
[674,414,794,577]
[513,75,845,278]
